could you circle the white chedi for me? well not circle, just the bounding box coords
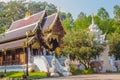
[89,13,107,44]
[49,57,59,77]
[63,58,72,76]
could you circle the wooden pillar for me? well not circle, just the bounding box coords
[22,44,26,64]
[9,55,12,65]
[2,48,7,73]
[0,56,2,66]
[24,48,27,64]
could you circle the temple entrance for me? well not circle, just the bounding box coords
[50,38,59,51]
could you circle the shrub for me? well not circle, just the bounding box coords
[0,73,5,78]
[72,70,82,75]
[70,65,76,73]
[82,69,94,74]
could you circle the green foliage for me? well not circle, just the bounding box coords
[98,19,114,34]
[70,65,76,73]
[71,68,94,75]
[63,30,104,69]
[62,13,73,31]
[60,12,66,21]
[97,7,109,20]
[72,70,82,75]
[108,32,120,60]
[73,12,91,30]
[114,5,120,21]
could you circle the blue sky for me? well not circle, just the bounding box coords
[35,0,120,19]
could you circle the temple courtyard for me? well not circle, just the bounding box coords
[40,74,120,80]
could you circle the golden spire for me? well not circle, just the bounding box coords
[45,6,48,12]
[25,11,30,18]
[24,0,31,18]
[57,7,60,14]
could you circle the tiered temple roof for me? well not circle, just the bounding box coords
[0,10,65,51]
[8,10,45,31]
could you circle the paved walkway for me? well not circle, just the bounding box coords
[40,74,120,80]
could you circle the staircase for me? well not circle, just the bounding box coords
[33,56,49,72]
[45,55,65,73]
[33,55,67,75]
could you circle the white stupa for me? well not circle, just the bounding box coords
[89,13,107,44]
[89,13,115,72]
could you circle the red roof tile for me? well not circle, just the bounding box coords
[0,37,33,50]
[41,13,57,31]
[0,23,37,43]
[8,11,45,31]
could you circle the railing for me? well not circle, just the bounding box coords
[0,60,22,66]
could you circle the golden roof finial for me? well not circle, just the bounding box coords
[45,6,48,12]
[24,0,31,18]
[25,11,30,18]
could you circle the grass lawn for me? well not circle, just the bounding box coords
[0,71,47,79]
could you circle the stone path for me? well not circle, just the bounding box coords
[39,74,120,80]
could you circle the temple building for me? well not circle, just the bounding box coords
[0,9,65,70]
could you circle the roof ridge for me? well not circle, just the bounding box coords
[45,13,57,18]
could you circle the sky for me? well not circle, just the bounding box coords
[36,0,120,19]
[1,0,120,19]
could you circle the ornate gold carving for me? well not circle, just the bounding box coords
[2,48,7,55]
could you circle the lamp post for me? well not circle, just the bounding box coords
[25,31,29,77]
[2,48,7,75]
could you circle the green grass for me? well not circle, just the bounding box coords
[1,71,47,79]
[29,72,47,79]
[6,72,24,78]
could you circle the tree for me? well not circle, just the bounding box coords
[63,30,104,69]
[0,2,5,12]
[29,1,57,15]
[60,12,66,21]
[108,32,120,60]
[97,7,109,20]
[112,5,120,33]
[114,5,120,21]
[0,0,26,33]
[77,12,86,20]
[73,12,89,30]
[98,19,114,34]
[62,13,73,31]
